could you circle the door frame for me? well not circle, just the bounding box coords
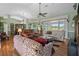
[75,18,79,55]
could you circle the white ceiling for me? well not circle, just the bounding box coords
[0,3,75,20]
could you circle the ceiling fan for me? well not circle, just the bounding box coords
[38,3,48,17]
[73,3,77,10]
[73,3,79,20]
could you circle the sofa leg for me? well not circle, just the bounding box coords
[51,47,55,55]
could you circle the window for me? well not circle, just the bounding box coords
[59,21,64,30]
[47,21,58,30]
[51,21,58,30]
[43,20,65,31]
[28,23,38,29]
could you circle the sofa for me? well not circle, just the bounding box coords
[44,30,65,41]
[14,35,54,56]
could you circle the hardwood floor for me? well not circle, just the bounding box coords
[0,38,68,56]
[53,39,68,56]
[0,38,19,56]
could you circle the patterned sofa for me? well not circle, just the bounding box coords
[14,35,53,56]
[52,30,65,41]
[44,30,65,41]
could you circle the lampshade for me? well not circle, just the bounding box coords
[18,28,22,32]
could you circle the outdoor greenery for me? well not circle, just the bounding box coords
[0,16,4,32]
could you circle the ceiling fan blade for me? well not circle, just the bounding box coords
[39,13,47,15]
[41,14,46,17]
[39,13,47,17]
[39,13,42,15]
[43,13,47,15]
[42,15,46,17]
[41,13,47,17]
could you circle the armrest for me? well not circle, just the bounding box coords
[53,40,63,42]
